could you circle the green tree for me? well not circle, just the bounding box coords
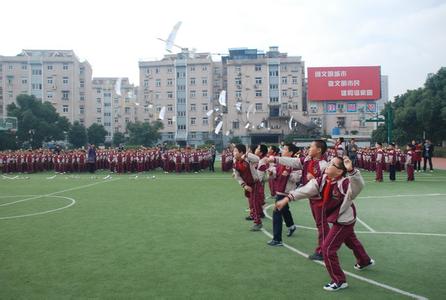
[229,136,242,144]
[112,132,126,146]
[87,123,107,145]
[0,130,18,150]
[7,94,70,148]
[372,67,446,145]
[127,121,163,146]
[68,121,87,148]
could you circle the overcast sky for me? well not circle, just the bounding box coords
[2,0,445,99]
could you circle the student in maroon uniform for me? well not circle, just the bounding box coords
[406,144,415,181]
[375,143,384,182]
[276,156,374,292]
[267,143,301,246]
[387,143,397,181]
[233,144,264,231]
[268,140,329,261]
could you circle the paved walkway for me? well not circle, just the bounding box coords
[431,157,446,170]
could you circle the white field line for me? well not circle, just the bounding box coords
[356,217,377,233]
[261,206,428,299]
[0,178,120,207]
[0,195,76,220]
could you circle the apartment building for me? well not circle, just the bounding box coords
[0,50,92,124]
[222,47,307,145]
[91,77,138,142]
[138,49,219,147]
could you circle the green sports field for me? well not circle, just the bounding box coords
[1,168,446,299]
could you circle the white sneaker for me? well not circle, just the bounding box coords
[323,282,348,291]
[354,259,375,270]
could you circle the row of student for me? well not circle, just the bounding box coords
[232,140,374,292]
[0,147,215,174]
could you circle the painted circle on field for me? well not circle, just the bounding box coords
[0,195,76,220]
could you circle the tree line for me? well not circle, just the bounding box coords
[372,67,446,145]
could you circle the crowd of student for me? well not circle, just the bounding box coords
[230,136,438,292]
[0,146,216,174]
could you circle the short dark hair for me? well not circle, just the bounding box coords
[314,139,327,155]
[334,156,347,176]
[285,143,299,155]
[339,137,344,143]
[258,144,268,157]
[250,144,257,154]
[235,144,246,154]
[270,145,279,155]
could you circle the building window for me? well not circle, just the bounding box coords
[167,91,173,99]
[21,64,27,70]
[202,90,208,97]
[155,92,160,99]
[80,80,84,88]
[281,65,288,71]
[255,77,262,84]
[202,77,208,85]
[202,117,208,125]
[167,67,173,73]
[270,84,278,90]
[167,132,174,139]
[190,103,196,111]
[80,106,85,114]
[155,79,161,87]
[255,90,262,97]
[47,92,53,99]
[190,78,196,85]
[255,64,262,71]
[97,108,102,113]
[47,65,53,70]
[235,78,242,85]
[167,78,173,86]
[202,65,207,71]
[168,118,173,125]
[232,121,240,129]
[190,66,195,72]
[32,69,42,75]
[63,64,69,70]
[32,83,42,90]
[21,78,27,84]
[167,104,173,112]
[282,90,288,97]
[62,105,69,113]
[177,124,186,130]
[62,91,69,100]
[236,90,242,98]
[269,70,279,77]
[191,117,196,125]
[281,77,288,84]
[190,132,196,139]
[63,77,69,84]
[190,90,196,98]
[202,103,208,111]
[270,97,279,103]
[292,89,298,97]
[96,98,101,104]
[155,67,160,74]
[292,77,298,84]
[125,107,131,114]
[178,111,186,117]
[143,80,148,87]
[255,103,263,111]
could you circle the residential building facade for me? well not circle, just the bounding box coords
[0,50,92,124]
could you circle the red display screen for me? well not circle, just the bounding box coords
[307,66,381,101]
